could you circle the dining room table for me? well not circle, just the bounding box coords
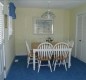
[32,42,72,70]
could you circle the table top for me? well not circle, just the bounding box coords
[31,42,58,49]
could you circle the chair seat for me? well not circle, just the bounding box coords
[54,56,67,61]
[28,50,38,58]
[38,57,51,61]
[53,54,68,60]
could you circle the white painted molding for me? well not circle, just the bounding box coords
[75,15,78,58]
[15,53,27,56]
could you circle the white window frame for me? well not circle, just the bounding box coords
[8,15,13,39]
[0,2,5,79]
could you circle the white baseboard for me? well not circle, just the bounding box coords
[15,53,27,56]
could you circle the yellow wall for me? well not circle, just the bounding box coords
[69,4,86,56]
[5,26,15,75]
[70,4,86,40]
[4,0,15,76]
[15,8,70,55]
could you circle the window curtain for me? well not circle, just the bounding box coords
[9,2,16,19]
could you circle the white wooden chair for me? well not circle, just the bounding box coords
[67,40,74,66]
[53,42,69,71]
[37,42,53,72]
[68,40,74,49]
[25,41,37,68]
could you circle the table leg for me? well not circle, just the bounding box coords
[68,52,71,68]
[33,50,35,70]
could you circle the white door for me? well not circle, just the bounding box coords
[76,15,83,60]
[0,2,4,80]
[81,14,86,63]
[76,14,86,63]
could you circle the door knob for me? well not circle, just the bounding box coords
[79,40,81,41]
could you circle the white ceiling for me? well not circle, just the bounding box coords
[13,0,86,9]
[0,0,4,4]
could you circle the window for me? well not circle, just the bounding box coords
[8,16,12,39]
[0,2,4,78]
[0,3,4,44]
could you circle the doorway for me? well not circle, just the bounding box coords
[76,13,86,63]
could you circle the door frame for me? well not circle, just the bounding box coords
[75,12,86,59]
[75,15,78,58]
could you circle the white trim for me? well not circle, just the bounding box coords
[76,11,86,16]
[75,16,78,58]
[0,2,3,6]
[0,3,5,80]
[81,15,84,60]
[15,53,27,56]
[75,13,85,58]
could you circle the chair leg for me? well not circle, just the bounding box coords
[63,60,67,71]
[52,60,54,66]
[38,60,41,72]
[53,60,57,71]
[48,60,52,72]
[59,60,61,67]
[37,60,39,67]
[27,57,30,68]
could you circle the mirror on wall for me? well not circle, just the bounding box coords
[33,18,53,34]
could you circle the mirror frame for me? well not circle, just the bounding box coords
[33,18,53,34]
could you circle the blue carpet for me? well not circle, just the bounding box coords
[6,56,86,80]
